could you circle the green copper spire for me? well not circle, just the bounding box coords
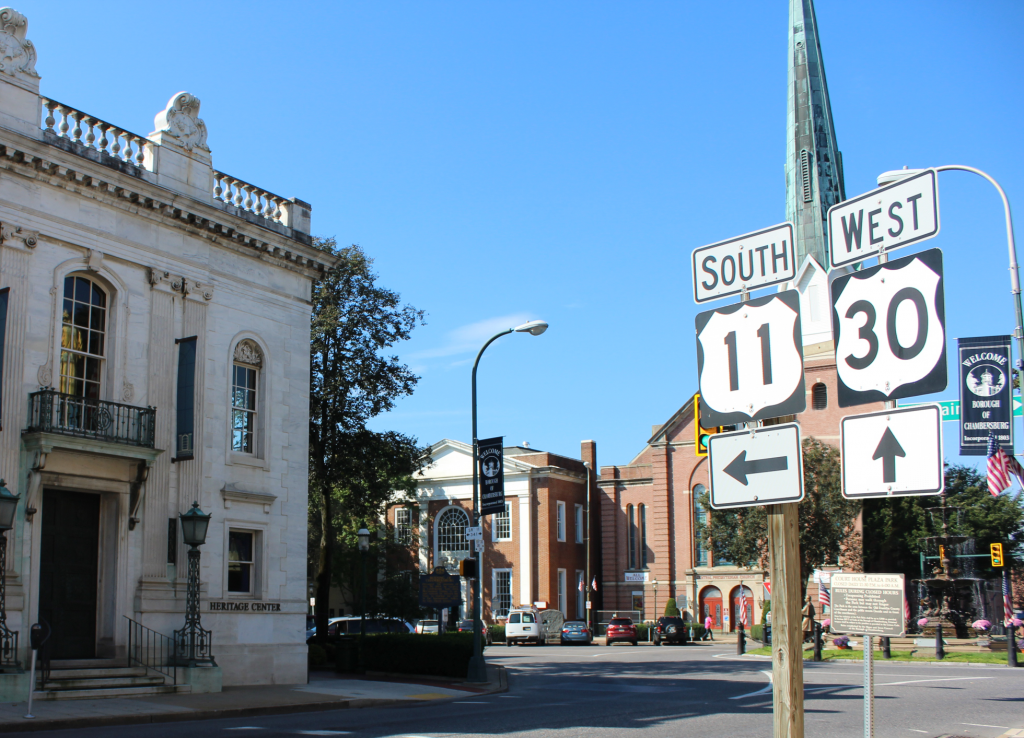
[785,0,845,270]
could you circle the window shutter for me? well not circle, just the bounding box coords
[175,336,198,459]
[0,288,8,431]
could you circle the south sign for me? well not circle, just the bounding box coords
[692,222,795,303]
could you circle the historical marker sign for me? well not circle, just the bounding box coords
[840,405,943,499]
[828,169,939,269]
[830,573,906,637]
[830,248,946,407]
[419,569,462,609]
[958,335,1014,456]
[692,222,796,303]
[708,423,804,509]
[696,290,806,426]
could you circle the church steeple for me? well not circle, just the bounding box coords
[786,0,845,270]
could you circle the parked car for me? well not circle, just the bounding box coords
[605,616,638,646]
[653,616,689,645]
[415,620,439,634]
[307,616,412,641]
[457,619,493,645]
[560,620,593,645]
[506,608,544,646]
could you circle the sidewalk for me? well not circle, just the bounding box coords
[0,665,507,734]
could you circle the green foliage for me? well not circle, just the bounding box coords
[698,438,861,596]
[862,464,1024,580]
[751,624,763,642]
[761,599,771,626]
[361,633,474,678]
[663,598,680,617]
[690,624,706,640]
[308,643,327,666]
[376,572,424,622]
[635,624,649,641]
[489,624,506,643]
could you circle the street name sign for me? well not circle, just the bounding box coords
[828,169,939,269]
[830,248,946,407]
[464,526,483,541]
[696,290,806,426]
[829,573,906,638]
[692,222,795,303]
[840,405,943,499]
[708,423,804,509]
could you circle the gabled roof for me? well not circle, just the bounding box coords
[617,392,698,467]
[415,438,541,481]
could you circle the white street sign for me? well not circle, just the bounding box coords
[708,423,804,509]
[828,168,939,269]
[474,538,485,552]
[830,573,906,638]
[465,526,483,541]
[692,222,795,303]
[830,248,946,407]
[841,404,943,499]
[696,290,806,426]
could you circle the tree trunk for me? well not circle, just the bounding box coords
[315,483,332,638]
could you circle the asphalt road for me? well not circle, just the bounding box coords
[12,642,1024,737]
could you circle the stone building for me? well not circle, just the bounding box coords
[381,440,597,623]
[0,8,334,696]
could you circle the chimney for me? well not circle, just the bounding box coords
[580,440,596,471]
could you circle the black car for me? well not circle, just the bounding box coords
[653,616,689,645]
[457,619,493,645]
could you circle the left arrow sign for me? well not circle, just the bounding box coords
[723,451,789,486]
[708,423,804,509]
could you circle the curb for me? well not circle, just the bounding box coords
[0,666,508,734]
[734,652,1015,667]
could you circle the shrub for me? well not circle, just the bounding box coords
[690,625,706,640]
[664,598,680,617]
[361,633,474,678]
[635,624,650,641]
[751,624,763,642]
[308,643,327,666]
[761,599,771,626]
[489,624,506,643]
[321,642,336,663]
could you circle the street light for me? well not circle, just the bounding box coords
[877,165,1023,377]
[467,319,549,683]
[176,501,214,667]
[0,481,20,671]
[358,527,370,646]
[652,579,658,635]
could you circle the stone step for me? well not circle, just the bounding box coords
[32,684,191,701]
[46,666,148,680]
[43,675,167,690]
[49,658,128,670]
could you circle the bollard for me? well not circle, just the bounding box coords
[881,636,891,659]
[813,621,822,662]
[1008,622,1018,668]
[737,624,746,655]
[935,623,945,660]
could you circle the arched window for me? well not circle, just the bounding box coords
[626,504,636,569]
[232,340,263,454]
[60,275,107,399]
[693,489,708,567]
[638,503,648,568]
[437,507,470,555]
[812,382,828,410]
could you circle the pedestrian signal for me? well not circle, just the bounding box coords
[991,542,1004,567]
[459,558,478,579]
[694,393,720,457]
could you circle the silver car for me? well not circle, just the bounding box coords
[560,620,593,645]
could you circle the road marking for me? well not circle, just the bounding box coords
[962,724,1010,730]
[908,730,928,733]
[452,701,489,704]
[730,670,773,700]
[294,732,351,736]
[880,676,994,687]
[225,730,264,732]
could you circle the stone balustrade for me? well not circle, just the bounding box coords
[41,97,149,169]
[213,172,287,224]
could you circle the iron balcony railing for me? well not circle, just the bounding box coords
[26,389,156,448]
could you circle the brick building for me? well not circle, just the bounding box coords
[386,439,598,623]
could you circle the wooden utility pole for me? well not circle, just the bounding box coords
[768,502,803,738]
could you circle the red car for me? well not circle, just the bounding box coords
[605,616,638,646]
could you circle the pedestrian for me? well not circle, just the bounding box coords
[704,614,714,641]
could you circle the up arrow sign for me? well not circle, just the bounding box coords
[872,427,906,484]
[724,451,789,486]
[841,404,943,499]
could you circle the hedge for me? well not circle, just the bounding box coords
[308,643,327,666]
[489,625,505,643]
[360,633,474,678]
[751,624,763,642]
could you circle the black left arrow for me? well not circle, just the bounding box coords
[723,450,789,486]
[872,427,906,483]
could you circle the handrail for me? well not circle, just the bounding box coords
[125,616,176,685]
[27,389,156,448]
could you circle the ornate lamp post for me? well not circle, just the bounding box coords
[357,527,370,672]
[175,501,215,667]
[0,481,20,670]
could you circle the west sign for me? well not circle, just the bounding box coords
[692,222,795,303]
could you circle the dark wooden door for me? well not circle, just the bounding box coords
[39,490,100,659]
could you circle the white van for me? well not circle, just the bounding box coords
[505,608,543,646]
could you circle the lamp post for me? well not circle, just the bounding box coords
[468,319,548,683]
[358,528,370,642]
[0,481,20,671]
[176,501,214,667]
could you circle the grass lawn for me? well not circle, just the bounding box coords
[743,646,1010,664]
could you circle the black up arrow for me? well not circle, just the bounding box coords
[723,450,788,486]
[872,427,906,483]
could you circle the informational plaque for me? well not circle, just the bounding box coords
[830,573,906,637]
[418,567,462,609]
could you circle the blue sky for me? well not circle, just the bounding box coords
[21,1,1024,470]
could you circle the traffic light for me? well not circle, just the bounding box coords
[694,393,720,457]
[459,558,478,579]
[991,542,1004,567]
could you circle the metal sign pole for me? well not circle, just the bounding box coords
[863,634,874,738]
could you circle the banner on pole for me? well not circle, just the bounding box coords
[958,336,1013,456]
[479,436,505,516]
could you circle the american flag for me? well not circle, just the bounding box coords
[819,583,830,610]
[591,577,598,592]
[987,433,1024,495]
[578,577,584,593]
[1005,573,1016,626]
[739,588,748,627]
[904,593,911,623]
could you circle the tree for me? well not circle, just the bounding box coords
[309,239,427,638]
[663,598,680,617]
[697,437,861,599]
